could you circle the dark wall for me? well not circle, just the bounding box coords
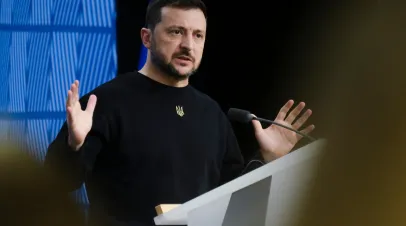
[116,0,149,74]
[116,0,334,160]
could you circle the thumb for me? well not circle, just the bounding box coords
[85,94,97,114]
[251,115,264,133]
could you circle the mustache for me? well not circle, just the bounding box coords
[173,52,194,62]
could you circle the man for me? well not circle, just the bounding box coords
[45,0,315,225]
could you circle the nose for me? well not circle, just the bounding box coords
[180,34,194,51]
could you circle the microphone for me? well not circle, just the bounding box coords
[227,108,316,142]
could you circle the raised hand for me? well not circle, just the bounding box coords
[252,100,315,162]
[66,80,97,151]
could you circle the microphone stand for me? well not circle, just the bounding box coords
[253,116,316,142]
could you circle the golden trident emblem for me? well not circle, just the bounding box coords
[176,106,184,117]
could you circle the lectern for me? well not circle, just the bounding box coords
[154,139,326,226]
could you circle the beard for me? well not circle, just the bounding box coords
[150,38,198,81]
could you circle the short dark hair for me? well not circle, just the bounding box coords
[145,0,208,31]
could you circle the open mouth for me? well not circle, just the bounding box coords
[176,56,192,61]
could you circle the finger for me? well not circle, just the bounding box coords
[249,114,263,133]
[285,102,305,124]
[252,120,264,135]
[292,109,312,130]
[299,124,315,137]
[66,90,73,108]
[85,94,97,114]
[275,100,294,121]
[71,81,79,103]
[74,80,80,101]
[294,124,315,141]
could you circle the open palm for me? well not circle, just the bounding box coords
[252,100,315,162]
[66,80,97,151]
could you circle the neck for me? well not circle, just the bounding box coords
[139,60,189,88]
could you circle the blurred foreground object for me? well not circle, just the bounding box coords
[0,142,86,226]
[293,1,406,226]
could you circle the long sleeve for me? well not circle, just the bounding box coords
[219,120,245,185]
[219,120,266,185]
[44,93,115,192]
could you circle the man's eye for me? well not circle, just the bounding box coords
[170,30,182,35]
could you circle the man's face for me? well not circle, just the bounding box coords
[149,7,206,80]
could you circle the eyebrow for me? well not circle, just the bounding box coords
[167,25,205,33]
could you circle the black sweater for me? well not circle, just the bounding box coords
[44,71,262,226]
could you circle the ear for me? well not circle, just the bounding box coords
[140,28,152,49]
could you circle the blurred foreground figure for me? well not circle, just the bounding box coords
[0,143,86,226]
[292,1,406,226]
